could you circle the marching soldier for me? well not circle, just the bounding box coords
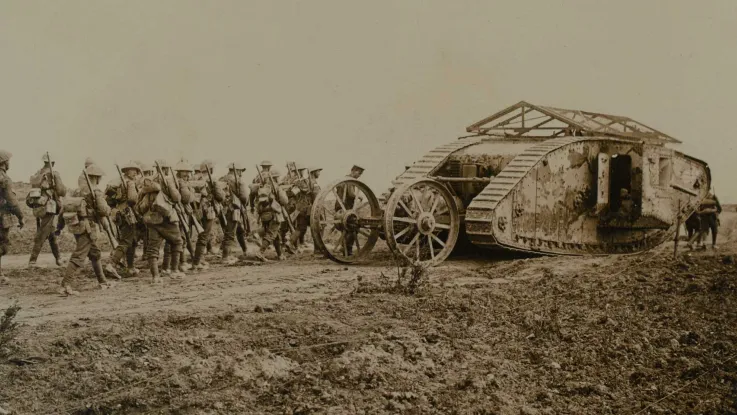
[250,160,274,209]
[335,165,365,256]
[219,162,250,265]
[59,163,120,296]
[161,160,196,274]
[191,160,226,270]
[105,161,142,277]
[27,153,66,268]
[135,159,184,283]
[290,166,321,251]
[0,151,25,283]
[76,157,96,190]
[253,169,289,262]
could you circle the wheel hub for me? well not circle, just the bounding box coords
[417,212,436,235]
[342,210,359,231]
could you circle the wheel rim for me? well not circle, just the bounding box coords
[310,178,381,263]
[384,178,459,266]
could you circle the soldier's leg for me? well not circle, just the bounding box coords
[162,241,172,274]
[60,233,93,295]
[0,229,8,282]
[221,215,238,264]
[160,222,184,277]
[236,223,247,254]
[145,225,165,283]
[107,224,135,277]
[272,222,285,260]
[710,215,719,247]
[345,230,356,256]
[193,218,213,268]
[178,234,191,272]
[86,234,111,288]
[29,214,56,266]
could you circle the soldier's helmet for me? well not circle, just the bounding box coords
[84,157,95,167]
[296,163,307,171]
[0,150,12,163]
[192,164,201,173]
[42,153,55,164]
[228,162,244,171]
[138,161,153,173]
[270,168,280,177]
[121,161,141,173]
[175,159,192,172]
[309,166,322,173]
[352,164,365,172]
[260,160,273,168]
[85,164,105,177]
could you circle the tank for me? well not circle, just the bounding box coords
[310,101,711,266]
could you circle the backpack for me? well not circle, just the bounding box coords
[25,188,48,209]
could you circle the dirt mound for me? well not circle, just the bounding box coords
[1,245,736,414]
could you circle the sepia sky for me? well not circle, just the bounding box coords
[1,1,736,200]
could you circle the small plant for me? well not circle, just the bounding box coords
[395,260,429,295]
[0,303,21,356]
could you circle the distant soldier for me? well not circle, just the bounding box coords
[162,160,196,274]
[105,161,142,277]
[0,151,25,283]
[192,160,226,270]
[335,165,365,256]
[250,160,273,210]
[135,159,184,283]
[76,157,96,190]
[688,192,722,250]
[134,161,154,262]
[59,163,121,296]
[253,169,289,261]
[219,162,250,264]
[291,166,322,251]
[27,153,67,268]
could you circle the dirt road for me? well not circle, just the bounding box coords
[1,220,736,414]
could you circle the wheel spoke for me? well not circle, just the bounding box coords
[415,235,420,259]
[392,216,416,224]
[434,207,449,218]
[429,193,440,215]
[428,235,435,260]
[333,189,347,212]
[398,199,414,217]
[434,223,450,230]
[359,228,371,238]
[401,233,419,255]
[431,234,446,248]
[355,199,370,212]
[332,233,344,253]
[409,189,424,213]
[394,226,411,240]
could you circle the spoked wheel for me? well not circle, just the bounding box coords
[310,178,382,263]
[384,178,460,267]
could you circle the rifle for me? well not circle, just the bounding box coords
[115,164,140,226]
[45,152,66,235]
[154,162,195,257]
[170,169,204,234]
[83,169,119,249]
[232,165,251,235]
[256,164,295,233]
[204,166,228,230]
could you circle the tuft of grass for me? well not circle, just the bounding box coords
[0,303,21,356]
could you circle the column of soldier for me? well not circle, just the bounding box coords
[0,151,364,297]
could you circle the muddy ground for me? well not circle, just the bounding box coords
[1,209,737,414]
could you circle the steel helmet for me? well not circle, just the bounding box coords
[42,153,55,163]
[228,162,245,171]
[296,163,307,171]
[309,166,322,173]
[85,164,105,177]
[84,157,95,167]
[352,164,365,172]
[121,161,141,172]
[200,160,214,172]
[138,162,153,173]
[0,151,12,163]
[175,159,192,172]
[260,160,273,168]
[155,159,170,169]
[270,168,280,177]
[192,164,201,173]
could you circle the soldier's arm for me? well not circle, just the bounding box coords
[166,178,182,203]
[715,195,722,214]
[125,180,139,205]
[53,171,67,197]
[180,183,194,205]
[93,190,112,217]
[1,176,24,220]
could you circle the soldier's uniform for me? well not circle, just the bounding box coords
[192,160,226,269]
[218,163,250,264]
[135,162,155,261]
[135,160,183,283]
[292,167,322,250]
[689,193,722,250]
[0,151,25,282]
[162,160,196,274]
[76,157,96,190]
[106,161,141,276]
[27,153,67,267]
[59,164,119,295]
[249,160,274,208]
[253,170,289,261]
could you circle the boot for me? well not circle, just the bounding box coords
[169,251,185,279]
[192,244,208,270]
[254,248,268,263]
[59,263,80,296]
[161,249,171,275]
[50,238,63,267]
[275,240,286,261]
[104,263,122,280]
[178,252,191,272]
[92,260,113,289]
[237,231,248,254]
[222,245,237,265]
[149,258,163,284]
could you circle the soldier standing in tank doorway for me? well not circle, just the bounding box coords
[27,153,67,268]
[0,151,25,284]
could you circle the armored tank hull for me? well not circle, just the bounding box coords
[310,101,711,266]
